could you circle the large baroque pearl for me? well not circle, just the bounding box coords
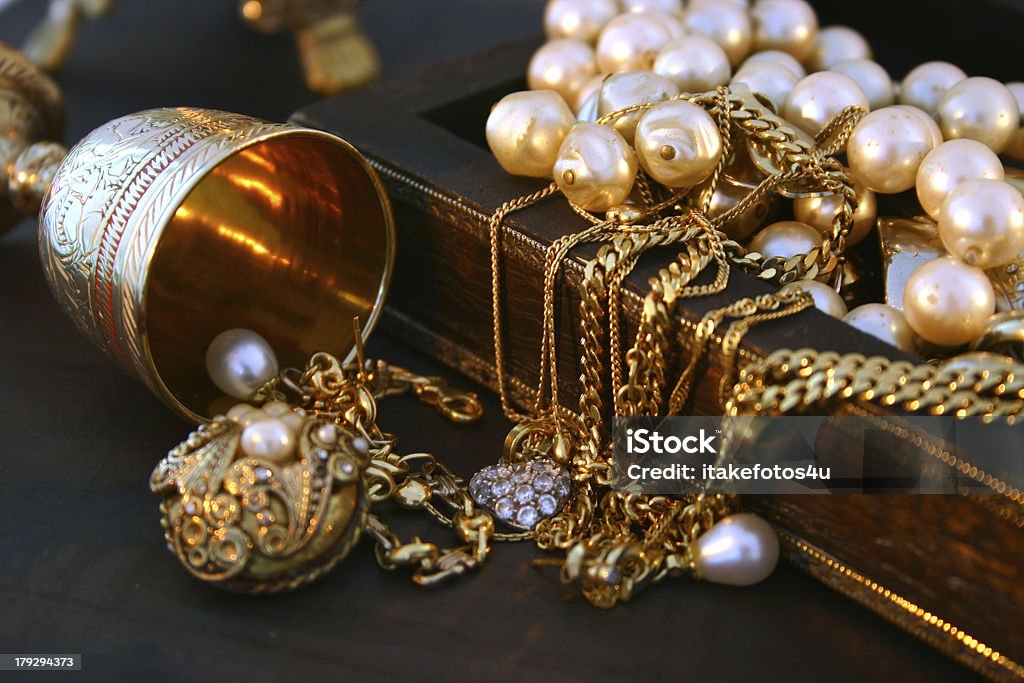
[938,179,1024,269]
[741,49,805,78]
[1004,82,1024,161]
[843,304,916,352]
[783,72,869,136]
[780,280,848,318]
[830,59,894,110]
[544,0,619,44]
[898,61,966,117]
[598,71,680,143]
[554,122,638,211]
[808,26,871,71]
[486,90,576,178]
[596,12,675,73]
[749,220,822,259]
[749,0,819,62]
[527,39,599,109]
[937,77,1021,153]
[635,100,724,188]
[206,329,280,400]
[683,0,752,67]
[847,106,939,194]
[915,139,1004,221]
[731,61,799,112]
[693,514,779,586]
[793,177,877,246]
[653,36,732,92]
[903,257,996,347]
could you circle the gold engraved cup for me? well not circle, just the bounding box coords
[38,107,395,421]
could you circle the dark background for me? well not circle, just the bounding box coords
[0,1,1011,680]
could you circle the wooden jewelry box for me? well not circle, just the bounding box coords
[294,6,1024,678]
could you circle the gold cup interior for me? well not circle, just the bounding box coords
[145,131,393,420]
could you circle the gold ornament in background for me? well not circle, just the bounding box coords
[240,0,380,95]
[0,41,63,235]
[2,0,378,94]
[16,0,114,71]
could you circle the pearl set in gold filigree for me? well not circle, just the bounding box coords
[490,0,1024,359]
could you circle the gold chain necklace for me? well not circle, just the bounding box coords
[481,85,862,605]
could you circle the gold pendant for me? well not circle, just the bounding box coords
[151,407,369,593]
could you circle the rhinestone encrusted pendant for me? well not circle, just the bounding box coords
[469,459,571,530]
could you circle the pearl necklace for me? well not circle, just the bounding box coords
[489,0,1024,359]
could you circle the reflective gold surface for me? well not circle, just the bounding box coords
[147,133,393,418]
[39,109,394,421]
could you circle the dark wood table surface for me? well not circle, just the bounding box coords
[0,1,991,681]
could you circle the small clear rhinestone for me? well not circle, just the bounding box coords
[494,497,515,520]
[255,467,271,482]
[514,484,535,504]
[533,474,554,492]
[537,494,558,515]
[316,449,330,461]
[512,468,531,484]
[516,506,539,528]
[492,479,512,497]
[470,478,491,501]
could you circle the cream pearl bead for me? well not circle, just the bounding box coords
[281,411,306,433]
[206,329,279,400]
[527,39,599,110]
[749,0,819,62]
[596,12,675,73]
[783,71,869,136]
[653,36,732,92]
[844,304,916,352]
[693,514,779,586]
[741,50,805,79]
[915,139,1004,221]
[683,1,752,67]
[938,179,1024,269]
[554,122,639,212]
[847,106,939,194]
[780,280,848,318]
[898,61,966,117]
[635,100,724,188]
[1003,82,1024,162]
[830,59,894,110]
[894,105,944,147]
[793,178,877,246]
[808,26,871,72]
[575,74,606,117]
[544,0,619,44]
[226,403,257,422]
[262,400,292,417]
[486,90,576,178]
[749,220,822,259]
[938,77,1021,154]
[731,62,799,112]
[598,71,680,144]
[240,417,296,463]
[623,0,684,14]
[577,91,600,123]
[903,257,995,347]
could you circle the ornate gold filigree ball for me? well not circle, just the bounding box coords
[150,402,369,593]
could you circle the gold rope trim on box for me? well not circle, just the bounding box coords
[782,533,1024,682]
